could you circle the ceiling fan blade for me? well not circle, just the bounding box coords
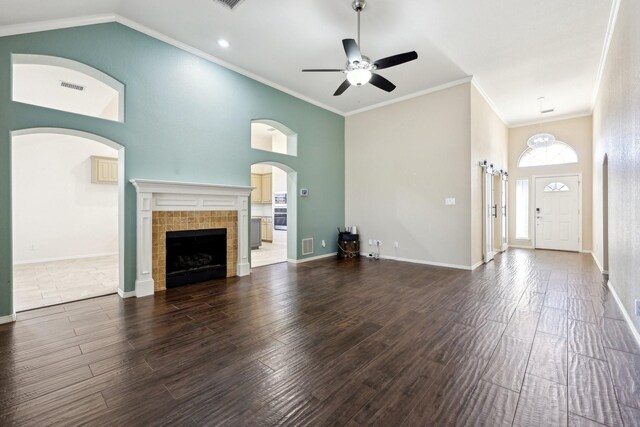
[370,73,396,92]
[302,69,345,72]
[342,39,362,63]
[374,51,418,70]
[333,79,351,96]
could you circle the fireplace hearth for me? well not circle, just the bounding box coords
[166,228,227,288]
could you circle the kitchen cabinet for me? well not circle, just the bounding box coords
[251,174,262,204]
[251,173,272,204]
[261,217,273,242]
[91,156,118,184]
[261,174,272,204]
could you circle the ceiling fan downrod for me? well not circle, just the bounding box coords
[352,0,366,49]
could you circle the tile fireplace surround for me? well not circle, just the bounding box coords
[130,179,252,297]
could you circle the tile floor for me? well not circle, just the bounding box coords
[251,241,287,268]
[13,255,119,311]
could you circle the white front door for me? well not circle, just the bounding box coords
[535,175,580,251]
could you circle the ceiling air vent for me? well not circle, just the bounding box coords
[302,238,314,255]
[60,81,85,91]
[213,0,245,9]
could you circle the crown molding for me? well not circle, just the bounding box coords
[344,76,473,117]
[591,0,622,108]
[0,14,116,37]
[0,14,346,117]
[508,111,592,129]
[470,77,509,127]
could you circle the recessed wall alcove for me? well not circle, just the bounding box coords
[12,54,125,122]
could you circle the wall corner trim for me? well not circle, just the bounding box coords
[0,313,17,325]
[607,279,640,349]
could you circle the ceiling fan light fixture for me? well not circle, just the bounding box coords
[347,69,372,86]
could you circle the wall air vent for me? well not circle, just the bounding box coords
[60,81,85,91]
[302,238,314,255]
[213,0,245,9]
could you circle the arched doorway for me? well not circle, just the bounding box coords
[250,162,297,267]
[11,128,125,311]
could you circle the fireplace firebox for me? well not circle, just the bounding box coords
[165,228,227,288]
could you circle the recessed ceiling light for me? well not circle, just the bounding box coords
[218,39,230,48]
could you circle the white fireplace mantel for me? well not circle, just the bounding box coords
[130,179,253,297]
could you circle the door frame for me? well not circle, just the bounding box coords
[480,162,498,263]
[532,173,582,253]
[249,161,297,266]
[500,173,509,252]
[11,127,126,307]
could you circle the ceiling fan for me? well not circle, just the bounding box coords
[302,0,418,96]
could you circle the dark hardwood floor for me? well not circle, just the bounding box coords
[1,249,639,426]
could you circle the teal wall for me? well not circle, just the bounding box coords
[0,23,345,317]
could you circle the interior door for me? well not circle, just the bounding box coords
[483,170,495,263]
[535,175,580,251]
[501,177,508,251]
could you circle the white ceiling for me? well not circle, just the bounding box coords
[0,0,615,126]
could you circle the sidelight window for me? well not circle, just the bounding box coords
[515,179,529,239]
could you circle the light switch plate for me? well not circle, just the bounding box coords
[445,198,456,206]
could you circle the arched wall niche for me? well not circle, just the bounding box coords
[12,54,125,122]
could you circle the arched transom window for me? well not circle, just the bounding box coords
[544,182,570,192]
[518,141,578,167]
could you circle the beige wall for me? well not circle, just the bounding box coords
[470,85,509,265]
[592,0,640,333]
[345,83,473,268]
[507,116,593,251]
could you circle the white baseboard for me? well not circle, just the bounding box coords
[359,253,476,271]
[508,244,534,250]
[0,313,17,324]
[591,252,605,273]
[14,252,118,266]
[117,288,136,298]
[135,278,155,298]
[471,261,484,270]
[607,279,640,349]
[287,253,337,264]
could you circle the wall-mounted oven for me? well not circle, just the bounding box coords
[274,207,287,230]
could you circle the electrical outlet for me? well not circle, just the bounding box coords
[321,240,326,248]
[368,239,373,245]
[373,240,382,246]
[636,299,640,317]
[394,241,399,248]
